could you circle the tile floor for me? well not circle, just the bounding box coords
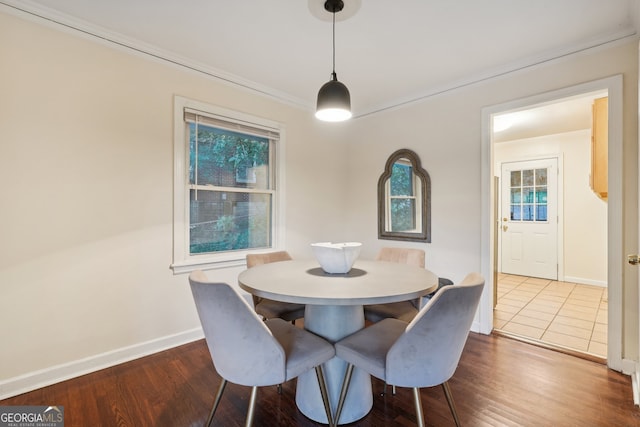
[493,273,607,358]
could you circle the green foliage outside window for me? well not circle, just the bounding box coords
[390,163,416,231]
[189,123,272,254]
[189,125,269,187]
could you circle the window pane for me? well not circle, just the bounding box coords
[510,205,521,220]
[510,171,521,186]
[522,188,534,203]
[535,168,547,185]
[522,204,534,221]
[536,187,547,203]
[390,198,416,231]
[536,205,547,221]
[390,163,413,196]
[522,169,534,186]
[189,190,272,254]
[510,188,521,203]
[189,123,271,190]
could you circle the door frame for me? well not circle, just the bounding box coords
[479,75,624,371]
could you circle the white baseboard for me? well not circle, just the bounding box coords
[631,360,640,406]
[0,328,204,400]
[471,320,489,334]
[562,276,607,287]
[620,358,637,376]
[632,370,639,406]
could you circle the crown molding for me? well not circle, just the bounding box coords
[0,0,312,111]
[2,0,637,120]
[354,27,638,119]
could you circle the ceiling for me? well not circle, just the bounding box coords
[3,0,639,134]
[492,90,609,143]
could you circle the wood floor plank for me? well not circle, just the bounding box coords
[2,333,639,426]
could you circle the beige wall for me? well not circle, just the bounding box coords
[495,130,608,286]
[342,41,638,359]
[0,9,638,396]
[0,11,349,390]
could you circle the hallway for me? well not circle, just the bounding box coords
[493,273,607,359]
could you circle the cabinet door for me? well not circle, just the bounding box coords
[590,97,608,199]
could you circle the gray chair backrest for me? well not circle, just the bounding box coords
[245,251,292,306]
[246,251,292,268]
[376,247,426,309]
[375,247,425,268]
[386,273,484,387]
[189,271,286,386]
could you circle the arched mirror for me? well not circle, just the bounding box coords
[378,149,431,242]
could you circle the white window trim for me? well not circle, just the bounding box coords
[171,96,286,274]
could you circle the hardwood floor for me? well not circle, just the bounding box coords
[2,333,639,426]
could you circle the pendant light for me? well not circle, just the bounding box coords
[315,0,352,122]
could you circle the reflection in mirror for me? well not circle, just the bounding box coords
[378,149,430,242]
[388,158,422,232]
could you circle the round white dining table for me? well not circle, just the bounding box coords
[238,259,438,425]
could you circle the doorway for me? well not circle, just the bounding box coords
[479,75,624,371]
[492,96,607,360]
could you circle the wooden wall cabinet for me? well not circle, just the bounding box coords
[590,97,608,200]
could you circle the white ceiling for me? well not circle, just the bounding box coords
[3,0,639,134]
[492,90,609,143]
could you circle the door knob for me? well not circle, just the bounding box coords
[628,255,640,265]
[502,225,508,232]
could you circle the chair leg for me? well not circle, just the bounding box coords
[442,381,462,427]
[206,379,227,427]
[314,365,334,427]
[412,387,425,427]
[245,386,259,427]
[334,363,355,426]
[381,383,396,396]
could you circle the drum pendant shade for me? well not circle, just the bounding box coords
[315,0,352,122]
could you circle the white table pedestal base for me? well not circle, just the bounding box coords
[296,304,372,425]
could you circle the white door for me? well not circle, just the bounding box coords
[501,158,558,280]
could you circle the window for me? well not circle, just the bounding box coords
[509,168,547,222]
[172,97,284,273]
[388,160,421,232]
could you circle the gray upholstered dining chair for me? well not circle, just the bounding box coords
[334,273,485,427]
[189,271,335,427]
[363,247,426,322]
[246,251,306,323]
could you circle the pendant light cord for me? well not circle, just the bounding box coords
[332,10,336,76]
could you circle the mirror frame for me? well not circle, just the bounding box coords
[378,148,431,242]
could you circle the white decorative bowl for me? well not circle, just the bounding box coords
[311,242,362,274]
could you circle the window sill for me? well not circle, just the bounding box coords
[170,256,246,275]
